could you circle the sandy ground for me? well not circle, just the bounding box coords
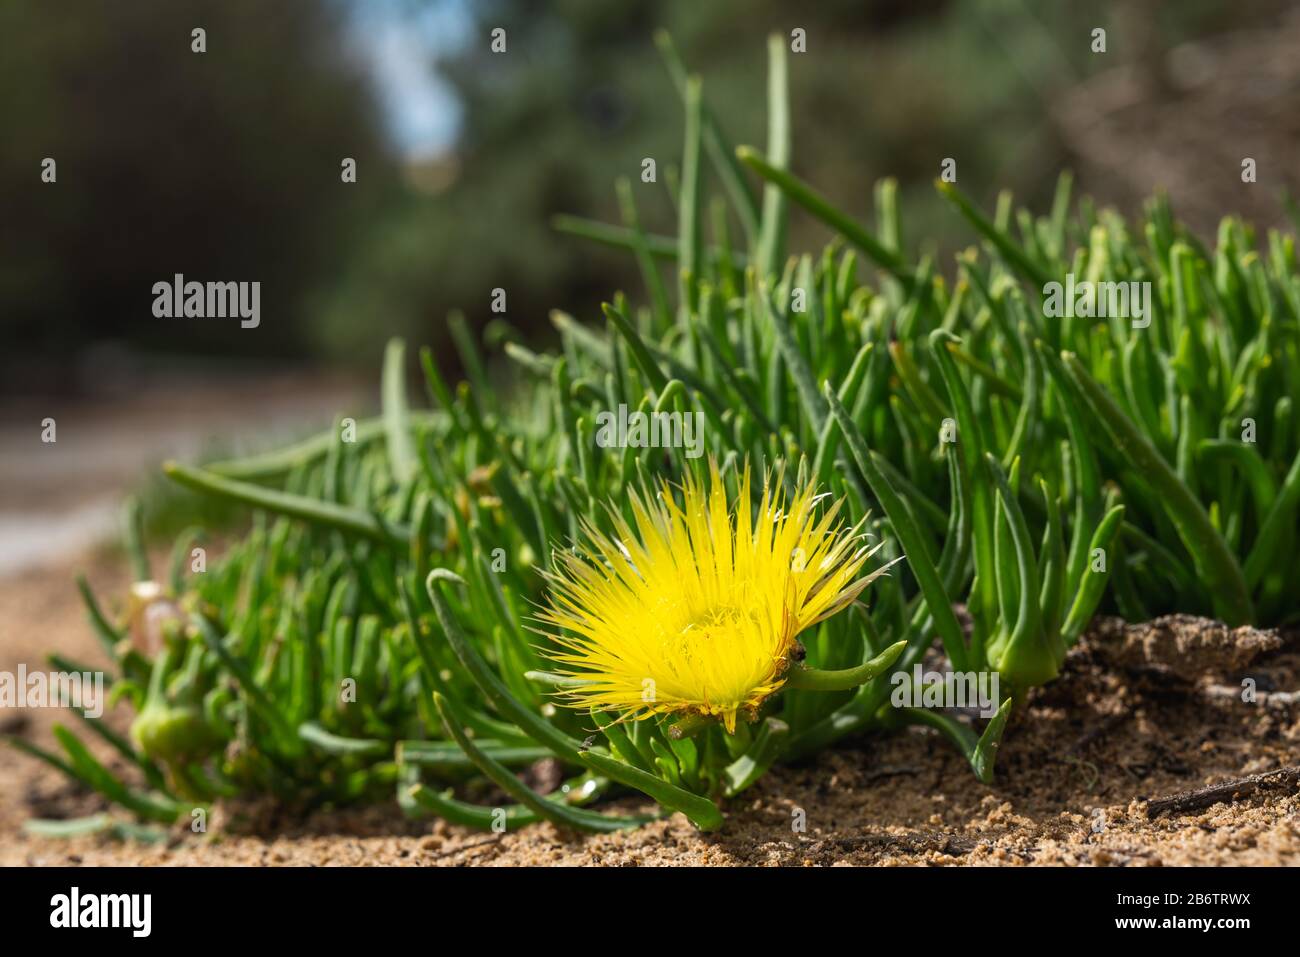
[1,546,1297,867]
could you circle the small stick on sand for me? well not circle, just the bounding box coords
[1144,766,1300,819]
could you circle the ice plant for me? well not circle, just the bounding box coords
[539,463,892,733]
[14,32,1300,840]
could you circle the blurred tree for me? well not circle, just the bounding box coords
[0,0,397,392]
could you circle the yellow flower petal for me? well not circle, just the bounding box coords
[537,460,887,732]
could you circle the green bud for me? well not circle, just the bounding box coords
[131,703,220,765]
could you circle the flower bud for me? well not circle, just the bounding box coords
[125,581,185,658]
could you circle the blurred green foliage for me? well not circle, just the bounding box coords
[3,0,1291,385]
[315,0,1294,363]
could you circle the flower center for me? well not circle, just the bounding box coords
[670,604,756,648]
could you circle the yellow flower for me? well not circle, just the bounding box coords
[538,461,892,733]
